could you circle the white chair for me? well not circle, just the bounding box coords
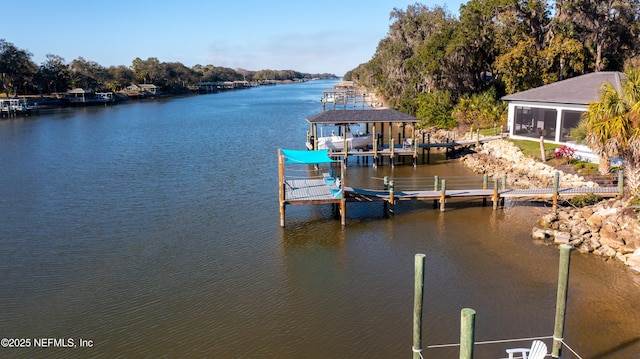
[506,340,547,359]
[403,138,413,149]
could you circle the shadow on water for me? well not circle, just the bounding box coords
[591,336,640,358]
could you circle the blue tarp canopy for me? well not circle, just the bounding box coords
[281,149,337,164]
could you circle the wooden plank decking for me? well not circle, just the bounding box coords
[284,181,619,205]
[284,179,342,204]
[344,186,619,201]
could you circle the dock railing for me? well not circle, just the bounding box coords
[374,172,621,193]
[365,172,622,213]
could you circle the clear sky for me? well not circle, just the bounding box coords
[5,1,465,76]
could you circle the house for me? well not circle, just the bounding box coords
[502,71,624,162]
[65,88,91,103]
[125,84,158,95]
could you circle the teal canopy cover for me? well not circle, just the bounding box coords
[281,149,337,164]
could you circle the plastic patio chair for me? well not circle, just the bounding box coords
[505,340,547,359]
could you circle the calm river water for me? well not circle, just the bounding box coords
[1,80,639,358]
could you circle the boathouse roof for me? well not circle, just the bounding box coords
[501,71,624,105]
[306,109,419,124]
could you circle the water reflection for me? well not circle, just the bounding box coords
[2,81,640,358]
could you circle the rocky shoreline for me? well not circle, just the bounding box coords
[459,139,640,272]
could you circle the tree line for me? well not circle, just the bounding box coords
[345,0,640,130]
[0,39,337,97]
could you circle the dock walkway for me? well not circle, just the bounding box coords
[280,173,621,227]
[345,186,619,202]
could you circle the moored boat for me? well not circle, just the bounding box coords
[312,127,372,150]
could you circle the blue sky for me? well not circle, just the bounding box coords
[5,1,465,76]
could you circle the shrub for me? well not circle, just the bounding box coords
[568,193,602,207]
[554,145,576,164]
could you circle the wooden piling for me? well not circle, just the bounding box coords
[540,136,546,163]
[373,125,378,168]
[390,138,395,167]
[278,149,286,227]
[618,170,624,197]
[413,254,426,359]
[553,171,559,211]
[492,179,499,210]
[433,175,439,209]
[482,174,488,206]
[460,308,476,359]
[440,179,446,212]
[552,244,572,358]
[413,136,418,167]
[340,161,346,225]
[388,180,395,215]
[426,133,431,164]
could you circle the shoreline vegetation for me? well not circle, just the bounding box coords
[0,38,339,106]
[0,78,328,113]
[460,139,640,273]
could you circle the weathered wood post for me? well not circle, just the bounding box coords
[440,179,447,211]
[552,244,572,358]
[413,254,426,359]
[427,133,431,164]
[343,124,348,162]
[460,308,476,359]
[413,135,418,167]
[618,170,624,197]
[278,149,286,227]
[492,178,499,210]
[482,174,488,206]
[432,175,440,208]
[340,160,346,225]
[388,180,395,215]
[373,124,378,168]
[313,124,318,151]
[553,171,560,211]
[540,136,547,163]
[384,176,389,190]
[390,138,395,167]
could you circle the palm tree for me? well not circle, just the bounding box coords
[582,67,640,197]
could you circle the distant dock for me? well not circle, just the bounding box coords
[0,98,38,118]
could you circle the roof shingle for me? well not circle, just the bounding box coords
[501,72,624,105]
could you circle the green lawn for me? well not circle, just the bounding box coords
[506,138,602,174]
[506,138,561,162]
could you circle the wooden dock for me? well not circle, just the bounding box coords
[279,170,622,227]
[345,185,619,206]
[0,98,38,118]
[278,148,623,227]
[284,179,342,204]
